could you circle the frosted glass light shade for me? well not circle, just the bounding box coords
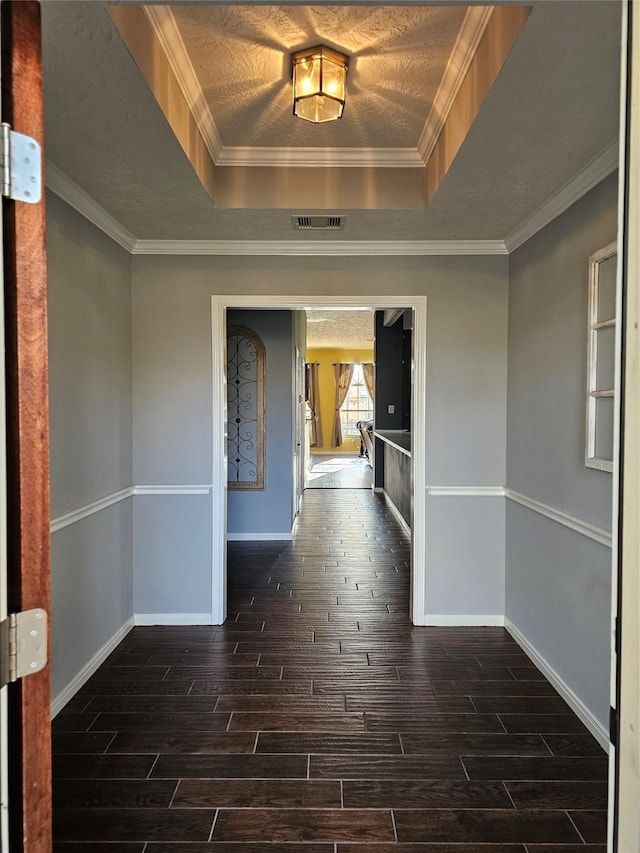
[292,45,348,123]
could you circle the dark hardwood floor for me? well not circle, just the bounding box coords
[52,489,608,850]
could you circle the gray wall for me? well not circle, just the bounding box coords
[227,310,294,537]
[506,173,618,729]
[47,192,133,700]
[131,254,509,619]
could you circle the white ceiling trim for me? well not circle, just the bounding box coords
[131,239,507,256]
[143,5,224,162]
[215,147,424,168]
[45,141,617,258]
[504,139,619,253]
[417,5,493,164]
[143,4,491,169]
[45,161,137,252]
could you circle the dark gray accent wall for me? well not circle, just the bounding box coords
[384,444,411,528]
[402,328,412,431]
[374,311,405,487]
[506,172,618,731]
[227,310,294,536]
[47,192,133,700]
[374,310,404,430]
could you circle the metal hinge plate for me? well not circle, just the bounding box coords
[0,609,48,689]
[1,123,42,203]
[610,704,618,748]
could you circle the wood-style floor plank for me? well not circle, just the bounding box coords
[212,808,395,842]
[53,808,215,842]
[150,754,308,779]
[393,809,581,843]
[172,779,342,808]
[337,846,527,853]
[51,488,607,848]
[342,779,513,809]
[505,780,608,809]
[146,845,334,852]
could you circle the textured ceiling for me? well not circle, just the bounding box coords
[40,2,621,243]
[171,5,467,148]
[306,309,374,348]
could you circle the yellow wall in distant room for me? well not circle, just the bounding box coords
[307,348,374,454]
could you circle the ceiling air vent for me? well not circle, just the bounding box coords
[292,215,345,230]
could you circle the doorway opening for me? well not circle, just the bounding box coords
[305,318,375,492]
[211,295,427,627]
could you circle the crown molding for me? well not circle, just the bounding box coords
[47,142,616,259]
[418,6,494,164]
[215,147,424,168]
[132,239,508,256]
[45,161,137,252]
[143,5,224,162]
[504,140,619,252]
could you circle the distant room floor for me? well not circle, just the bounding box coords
[306,454,373,489]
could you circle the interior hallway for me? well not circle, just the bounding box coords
[52,489,607,849]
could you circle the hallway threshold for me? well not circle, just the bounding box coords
[51,489,607,849]
[306,454,373,489]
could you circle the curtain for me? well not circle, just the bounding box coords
[331,363,354,447]
[362,362,375,402]
[306,363,322,447]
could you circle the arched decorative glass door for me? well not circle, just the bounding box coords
[226,326,265,490]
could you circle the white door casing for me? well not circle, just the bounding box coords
[610,1,640,849]
[0,97,8,853]
[293,346,305,520]
[211,294,427,626]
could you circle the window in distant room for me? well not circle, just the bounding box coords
[341,363,373,437]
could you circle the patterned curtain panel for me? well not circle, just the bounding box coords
[331,363,354,447]
[227,326,265,490]
[306,362,323,447]
[362,362,375,402]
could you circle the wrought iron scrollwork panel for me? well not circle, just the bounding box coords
[227,326,265,490]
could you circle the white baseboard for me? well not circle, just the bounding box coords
[380,490,411,536]
[227,533,293,541]
[51,617,134,718]
[422,614,506,626]
[134,613,213,625]
[505,618,609,752]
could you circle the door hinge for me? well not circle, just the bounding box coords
[1,122,42,203]
[610,705,618,748]
[0,609,48,689]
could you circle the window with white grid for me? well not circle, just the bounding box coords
[340,363,373,436]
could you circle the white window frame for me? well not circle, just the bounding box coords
[340,363,373,437]
[585,240,617,472]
